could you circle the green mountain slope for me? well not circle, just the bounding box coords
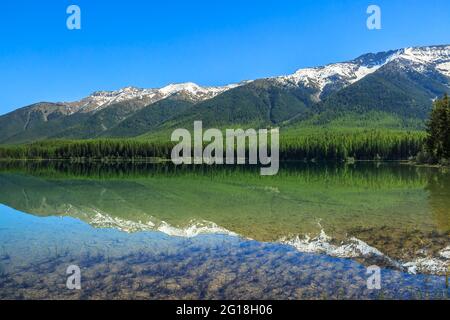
[141,80,317,137]
[0,103,83,144]
[99,98,194,138]
[287,65,450,129]
[50,98,151,139]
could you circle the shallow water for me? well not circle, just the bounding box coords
[0,161,448,299]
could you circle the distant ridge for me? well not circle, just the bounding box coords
[1,45,449,144]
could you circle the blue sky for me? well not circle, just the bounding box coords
[0,0,449,115]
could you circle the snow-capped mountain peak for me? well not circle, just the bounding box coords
[280,62,382,92]
[159,82,240,99]
[159,82,202,95]
[273,56,387,100]
[273,45,450,100]
[391,46,450,65]
[386,45,450,75]
[67,82,242,114]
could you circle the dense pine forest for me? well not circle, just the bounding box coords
[279,129,425,161]
[0,129,425,162]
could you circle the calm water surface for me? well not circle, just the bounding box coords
[0,161,448,299]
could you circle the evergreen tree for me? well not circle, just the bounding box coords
[425,95,450,160]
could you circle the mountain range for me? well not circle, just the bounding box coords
[1,45,449,144]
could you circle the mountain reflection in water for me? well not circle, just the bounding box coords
[0,161,448,299]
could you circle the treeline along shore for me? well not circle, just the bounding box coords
[0,129,425,162]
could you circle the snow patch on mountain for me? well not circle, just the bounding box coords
[403,256,449,275]
[159,82,238,97]
[156,220,238,238]
[275,62,383,93]
[436,62,450,77]
[279,230,388,259]
[391,46,450,65]
[440,245,450,259]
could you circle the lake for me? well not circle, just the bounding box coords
[0,161,448,299]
